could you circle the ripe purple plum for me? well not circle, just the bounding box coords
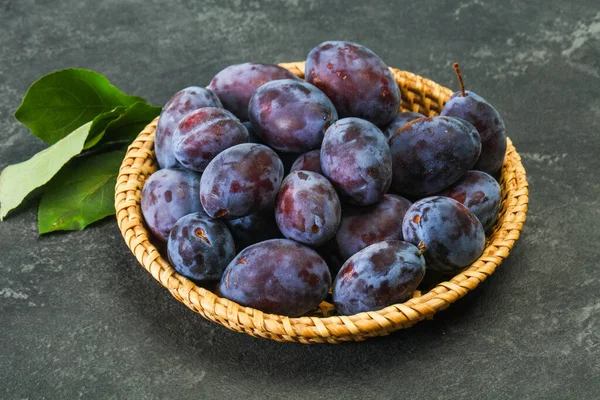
[332,240,426,315]
[141,168,203,242]
[434,170,502,233]
[290,150,323,175]
[219,239,331,316]
[248,79,337,152]
[336,194,412,260]
[167,213,235,282]
[389,116,481,196]
[440,64,506,177]
[275,171,341,247]
[155,87,222,169]
[208,62,300,121]
[172,107,248,172]
[200,143,284,219]
[320,118,392,205]
[402,196,485,273]
[306,41,401,127]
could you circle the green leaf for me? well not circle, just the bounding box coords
[84,102,161,149]
[0,121,92,220]
[83,106,128,149]
[37,149,126,234]
[101,102,161,143]
[14,69,146,145]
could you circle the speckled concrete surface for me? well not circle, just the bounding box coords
[1,0,599,398]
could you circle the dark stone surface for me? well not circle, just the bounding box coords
[1,0,599,398]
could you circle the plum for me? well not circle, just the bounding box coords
[440,64,506,177]
[332,240,426,315]
[336,194,412,260]
[275,171,341,247]
[200,143,284,219]
[248,79,337,152]
[219,239,331,316]
[208,62,300,121]
[402,196,485,273]
[321,118,392,205]
[167,213,235,282]
[155,87,222,169]
[306,41,401,126]
[141,168,203,242]
[389,116,481,196]
[290,150,323,175]
[434,170,502,232]
[172,107,248,172]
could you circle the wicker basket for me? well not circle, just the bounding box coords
[115,61,529,344]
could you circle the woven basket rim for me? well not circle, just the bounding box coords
[114,61,529,344]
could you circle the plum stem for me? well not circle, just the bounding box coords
[453,63,466,97]
[417,241,428,256]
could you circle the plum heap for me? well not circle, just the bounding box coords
[141,42,506,316]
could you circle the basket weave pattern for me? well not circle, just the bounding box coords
[115,61,529,343]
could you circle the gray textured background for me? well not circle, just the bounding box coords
[1,0,599,398]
